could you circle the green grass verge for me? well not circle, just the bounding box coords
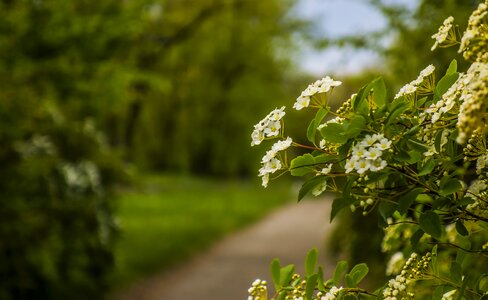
[109,174,292,288]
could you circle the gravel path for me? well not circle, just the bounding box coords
[111,198,335,300]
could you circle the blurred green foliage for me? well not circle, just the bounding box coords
[0,0,304,298]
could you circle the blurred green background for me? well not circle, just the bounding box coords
[0,0,478,299]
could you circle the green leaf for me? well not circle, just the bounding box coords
[379,201,397,223]
[279,264,295,287]
[435,73,459,100]
[307,119,316,144]
[407,139,430,153]
[277,291,287,300]
[439,178,462,196]
[348,263,369,286]
[398,188,424,215]
[450,261,463,284]
[432,245,438,275]
[315,107,329,124]
[343,115,366,139]
[371,77,387,108]
[298,176,327,202]
[317,266,326,292]
[320,122,348,143]
[305,248,318,276]
[270,259,281,289]
[411,228,424,251]
[345,274,355,288]
[446,59,457,75]
[332,260,348,286]
[419,211,442,239]
[314,154,338,164]
[331,196,355,222]
[352,84,369,114]
[418,159,435,176]
[455,220,469,236]
[385,99,408,128]
[290,154,316,176]
[305,274,318,300]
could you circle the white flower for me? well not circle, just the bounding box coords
[395,83,417,99]
[376,138,392,150]
[345,159,356,173]
[364,147,383,160]
[261,149,277,163]
[263,120,281,137]
[355,159,371,174]
[272,137,292,152]
[293,95,310,110]
[321,286,343,300]
[420,64,436,77]
[431,16,455,51]
[360,134,378,147]
[318,164,332,175]
[251,107,286,146]
[294,76,342,110]
[386,252,404,276]
[441,289,457,300]
[369,159,387,172]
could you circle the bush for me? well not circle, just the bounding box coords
[248,2,488,299]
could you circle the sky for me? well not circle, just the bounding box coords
[294,0,419,75]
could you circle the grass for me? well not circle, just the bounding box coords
[109,174,292,288]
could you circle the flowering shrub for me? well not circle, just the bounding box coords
[249,2,488,299]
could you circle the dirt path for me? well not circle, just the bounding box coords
[111,198,335,300]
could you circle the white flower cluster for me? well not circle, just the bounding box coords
[61,161,101,192]
[431,16,455,51]
[383,274,409,300]
[459,1,487,60]
[395,65,435,99]
[247,279,267,300]
[394,65,436,99]
[259,137,292,187]
[15,135,57,157]
[386,252,404,276]
[456,62,488,143]
[344,134,391,174]
[294,76,342,110]
[477,153,488,174]
[320,286,343,300]
[251,106,286,146]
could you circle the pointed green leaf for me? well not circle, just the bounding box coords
[418,159,435,176]
[411,228,424,251]
[271,259,281,289]
[305,248,318,276]
[398,188,424,215]
[331,197,355,222]
[419,211,442,239]
[371,77,387,108]
[332,260,348,286]
[317,266,326,292]
[279,264,295,287]
[307,119,316,144]
[435,73,459,100]
[446,59,457,75]
[305,274,318,300]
